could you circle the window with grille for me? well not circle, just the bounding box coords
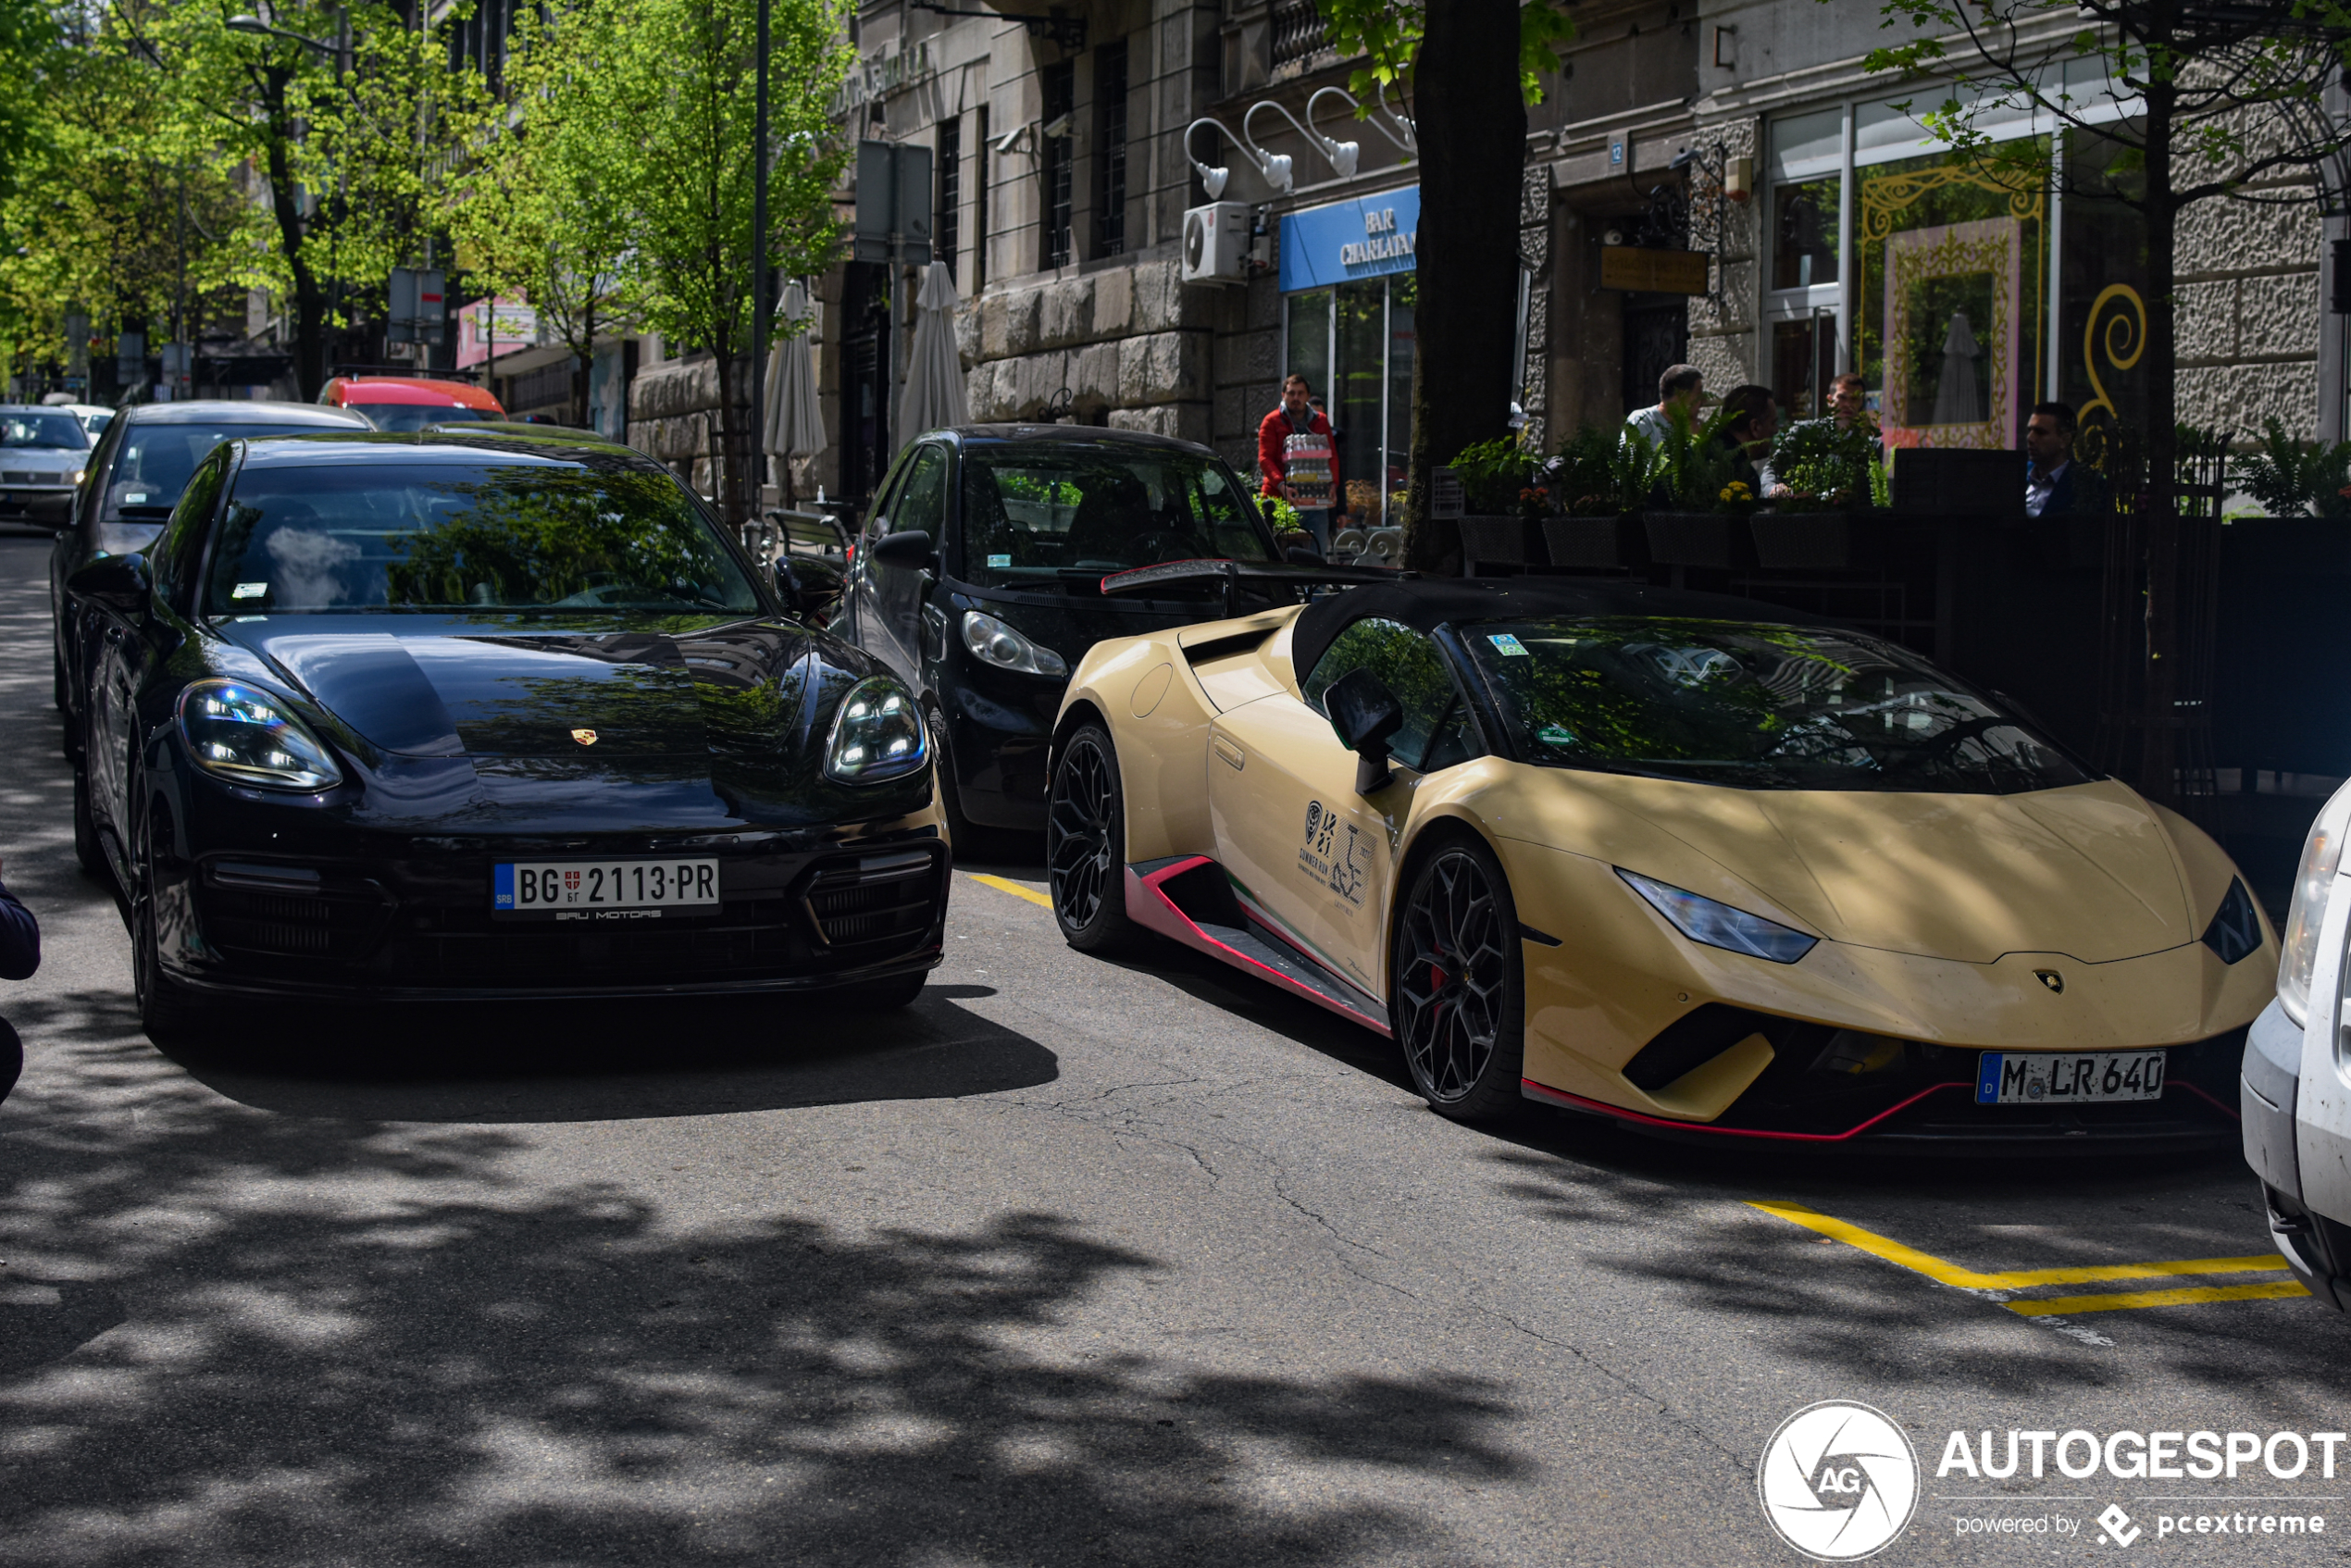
[1094,43,1127,258]
[1041,60,1074,269]
[937,115,962,283]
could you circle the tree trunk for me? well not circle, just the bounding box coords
[715,345,749,526]
[261,116,328,400]
[2137,73,2180,804]
[574,302,597,430]
[1403,0,1526,574]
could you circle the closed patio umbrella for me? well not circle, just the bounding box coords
[763,280,825,503]
[897,260,968,452]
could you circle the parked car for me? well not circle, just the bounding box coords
[52,402,115,437]
[840,426,1304,846]
[50,400,371,753]
[1,404,94,528]
[319,374,504,431]
[1045,576,2274,1145]
[2244,780,2351,1307]
[63,429,947,1038]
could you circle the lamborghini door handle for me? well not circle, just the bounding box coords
[1212,735,1245,770]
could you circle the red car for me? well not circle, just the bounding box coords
[319,375,504,431]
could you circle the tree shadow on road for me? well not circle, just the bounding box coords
[0,1042,1520,1567]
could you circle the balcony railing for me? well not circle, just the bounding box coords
[1270,0,1330,77]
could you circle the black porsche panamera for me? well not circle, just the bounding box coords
[61,431,949,1038]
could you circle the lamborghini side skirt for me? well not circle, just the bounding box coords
[1125,855,1392,1037]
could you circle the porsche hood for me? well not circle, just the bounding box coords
[1511,773,2212,965]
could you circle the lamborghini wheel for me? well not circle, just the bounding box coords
[1393,835,1526,1122]
[1047,721,1138,953]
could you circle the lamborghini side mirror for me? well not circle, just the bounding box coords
[1325,667,1404,794]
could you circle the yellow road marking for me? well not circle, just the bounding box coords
[1747,1201,2305,1315]
[966,872,1053,910]
[2009,1280,2311,1316]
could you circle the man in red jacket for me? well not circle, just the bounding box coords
[1256,374,1344,520]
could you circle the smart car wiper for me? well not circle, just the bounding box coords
[1099,557,1410,616]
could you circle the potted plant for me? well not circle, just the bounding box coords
[1538,424,1652,570]
[1449,437,1541,574]
[1750,420,1897,570]
[1642,404,1756,568]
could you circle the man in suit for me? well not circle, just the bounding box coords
[2025,401,2104,516]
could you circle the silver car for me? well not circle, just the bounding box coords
[1,405,92,526]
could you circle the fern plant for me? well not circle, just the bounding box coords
[2236,417,2351,518]
[1655,403,1740,511]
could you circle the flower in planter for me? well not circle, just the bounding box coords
[1518,484,1552,519]
[1718,479,1756,514]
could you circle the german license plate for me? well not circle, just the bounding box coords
[493,859,719,919]
[1976,1051,2166,1104]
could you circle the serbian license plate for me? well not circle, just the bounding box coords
[1976,1051,2167,1105]
[493,859,719,919]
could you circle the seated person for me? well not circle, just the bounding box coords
[1715,385,1787,499]
[2024,401,2108,517]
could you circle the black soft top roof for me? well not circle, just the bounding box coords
[1289,578,1844,679]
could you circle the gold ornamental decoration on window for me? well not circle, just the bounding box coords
[1881,217,2023,451]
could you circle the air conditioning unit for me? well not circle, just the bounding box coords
[1181,202,1250,284]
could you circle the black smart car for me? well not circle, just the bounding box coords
[842,426,1292,843]
[65,431,948,1038]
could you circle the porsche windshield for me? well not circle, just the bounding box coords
[959,444,1273,589]
[1464,617,2091,793]
[202,461,760,616]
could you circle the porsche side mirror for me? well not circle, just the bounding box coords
[67,551,153,617]
[1325,667,1404,794]
[1285,545,1325,566]
[868,529,937,572]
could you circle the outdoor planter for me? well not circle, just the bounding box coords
[1644,511,1759,570]
[1457,514,1534,576]
[1750,511,1885,571]
[1543,514,1648,570]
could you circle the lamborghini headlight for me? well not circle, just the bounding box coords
[177,679,343,791]
[824,677,927,785]
[961,610,1069,678]
[2279,782,2351,1025]
[1618,868,1818,964]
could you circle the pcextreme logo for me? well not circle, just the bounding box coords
[1759,1400,1922,1562]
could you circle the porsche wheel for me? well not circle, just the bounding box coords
[1393,836,1526,1122]
[1047,722,1138,953]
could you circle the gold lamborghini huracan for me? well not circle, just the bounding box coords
[1042,573,2272,1149]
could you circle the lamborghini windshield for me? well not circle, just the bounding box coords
[1464,616,2091,793]
[203,460,760,616]
[959,442,1274,589]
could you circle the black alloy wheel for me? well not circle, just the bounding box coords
[129,803,209,1046]
[1046,722,1138,953]
[1392,836,1526,1121]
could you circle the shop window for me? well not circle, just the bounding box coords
[1773,178,1841,291]
[1385,276,1416,514]
[2057,128,2149,475]
[1773,314,1839,421]
[1337,282,1384,512]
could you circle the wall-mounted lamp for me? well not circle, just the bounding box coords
[1184,118,1234,199]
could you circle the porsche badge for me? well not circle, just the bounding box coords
[2034,969,2064,994]
[571,728,599,746]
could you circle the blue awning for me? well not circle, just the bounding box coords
[1278,186,1420,292]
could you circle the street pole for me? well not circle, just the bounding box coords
[750,0,771,522]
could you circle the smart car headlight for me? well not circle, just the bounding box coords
[1617,868,1818,964]
[962,610,1069,678]
[177,679,343,791]
[2279,783,2351,1025]
[824,677,927,785]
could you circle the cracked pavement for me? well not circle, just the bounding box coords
[5,532,2350,1566]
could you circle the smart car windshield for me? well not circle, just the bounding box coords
[960,443,1273,590]
[359,403,492,432]
[202,460,761,616]
[103,419,362,550]
[1464,616,2092,793]
[3,411,89,450]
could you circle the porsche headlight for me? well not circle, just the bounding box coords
[2279,783,2351,1025]
[1618,868,1818,964]
[177,679,343,791]
[825,677,927,785]
[961,610,1069,678]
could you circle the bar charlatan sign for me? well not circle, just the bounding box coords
[1598,246,1710,294]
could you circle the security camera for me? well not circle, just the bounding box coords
[1601,227,1626,246]
[1040,112,1073,141]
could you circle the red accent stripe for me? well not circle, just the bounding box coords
[1517,1077,1974,1142]
[2172,1078,2242,1122]
[1126,860,1393,1038]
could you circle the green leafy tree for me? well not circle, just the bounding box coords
[1312,0,1573,573]
[117,0,486,397]
[1849,0,2351,797]
[583,0,850,523]
[442,2,638,429]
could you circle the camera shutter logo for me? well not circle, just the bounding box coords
[1757,1400,1919,1561]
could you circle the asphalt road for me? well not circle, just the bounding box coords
[4,529,2347,1567]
